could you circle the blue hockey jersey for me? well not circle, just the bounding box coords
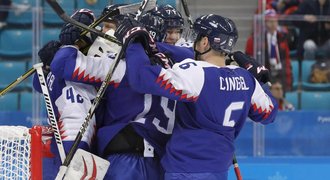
[51,43,193,157]
[125,43,278,173]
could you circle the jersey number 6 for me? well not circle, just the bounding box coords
[223,102,244,127]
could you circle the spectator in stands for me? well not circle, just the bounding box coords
[245,9,293,91]
[293,0,330,60]
[0,0,30,28]
[0,0,11,28]
[319,39,330,59]
[270,79,295,111]
[269,0,300,14]
[308,50,330,84]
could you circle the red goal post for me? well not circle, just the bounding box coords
[0,126,45,180]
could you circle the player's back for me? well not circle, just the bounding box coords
[97,76,175,157]
[162,64,259,173]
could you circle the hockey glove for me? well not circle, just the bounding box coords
[114,16,158,55]
[149,52,174,69]
[38,40,62,67]
[59,9,95,48]
[228,51,270,84]
[38,40,62,76]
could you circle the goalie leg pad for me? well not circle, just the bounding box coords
[62,149,110,180]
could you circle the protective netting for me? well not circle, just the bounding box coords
[0,126,31,180]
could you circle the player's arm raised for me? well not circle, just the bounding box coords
[228,51,278,124]
[51,46,125,88]
[156,42,194,63]
[126,43,203,102]
[249,77,278,124]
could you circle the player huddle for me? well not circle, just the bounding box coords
[33,3,278,180]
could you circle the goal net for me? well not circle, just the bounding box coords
[0,126,43,180]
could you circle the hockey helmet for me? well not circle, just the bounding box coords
[140,8,165,42]
[102,4,127,24]
[71,8,96,26]
[87,29,121,57]
[142,5,184,42]
[192,14,238,54]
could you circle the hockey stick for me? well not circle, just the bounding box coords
[60,0,154,165]
[0,67,35,97]
[233,154,243,180]
[0,1,155,97]
[135,0,155,20]
[46,0,122,45]
[34,63,66,163]
[180,0,194,29]
[80,1,156,37]
[55,46,123,180]
[48,0,154,178]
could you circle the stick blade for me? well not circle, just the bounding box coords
[118,0,156,15]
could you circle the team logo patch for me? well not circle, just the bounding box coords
[214,37,221,43]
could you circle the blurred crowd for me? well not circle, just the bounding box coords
[0,0,30,28]
[245,0,330,110]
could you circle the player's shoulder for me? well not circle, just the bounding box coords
[175,38,193,48]
[173,58,198,69]
[52,45,79,65]
[173,59,223,71]
[222,65,251,74]
[56,45,79,56]
[51,45,78,74]
[224,65,241,70]
[223,65,257,85]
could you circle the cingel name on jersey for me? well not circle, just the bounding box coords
[219,76,249,91]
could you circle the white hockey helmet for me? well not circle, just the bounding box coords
[87,29,121,57]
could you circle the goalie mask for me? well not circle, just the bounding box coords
[192,14,238,58]
[87,29,121,57]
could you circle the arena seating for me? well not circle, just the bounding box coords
[42,0,75,26]
[300,91,330,110]
[301,60,330,91]
[285,91,298,109]
[42,28,61,45]
[0,61,27,90]
[0,29,32,58]
[76,0,109,15]
[0,92,18,111]
[6,0,34,27]
[19,91,32,112]
[291,60,299,90]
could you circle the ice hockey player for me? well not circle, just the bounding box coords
[32,8,98,179]
[50,4,193,180]
[115,13,278,180]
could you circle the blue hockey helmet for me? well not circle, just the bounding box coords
[143,5,184,41]
[192,14,238,54]
[71,8,95,26]
[102,4,127,24]
[140,8,165,41]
